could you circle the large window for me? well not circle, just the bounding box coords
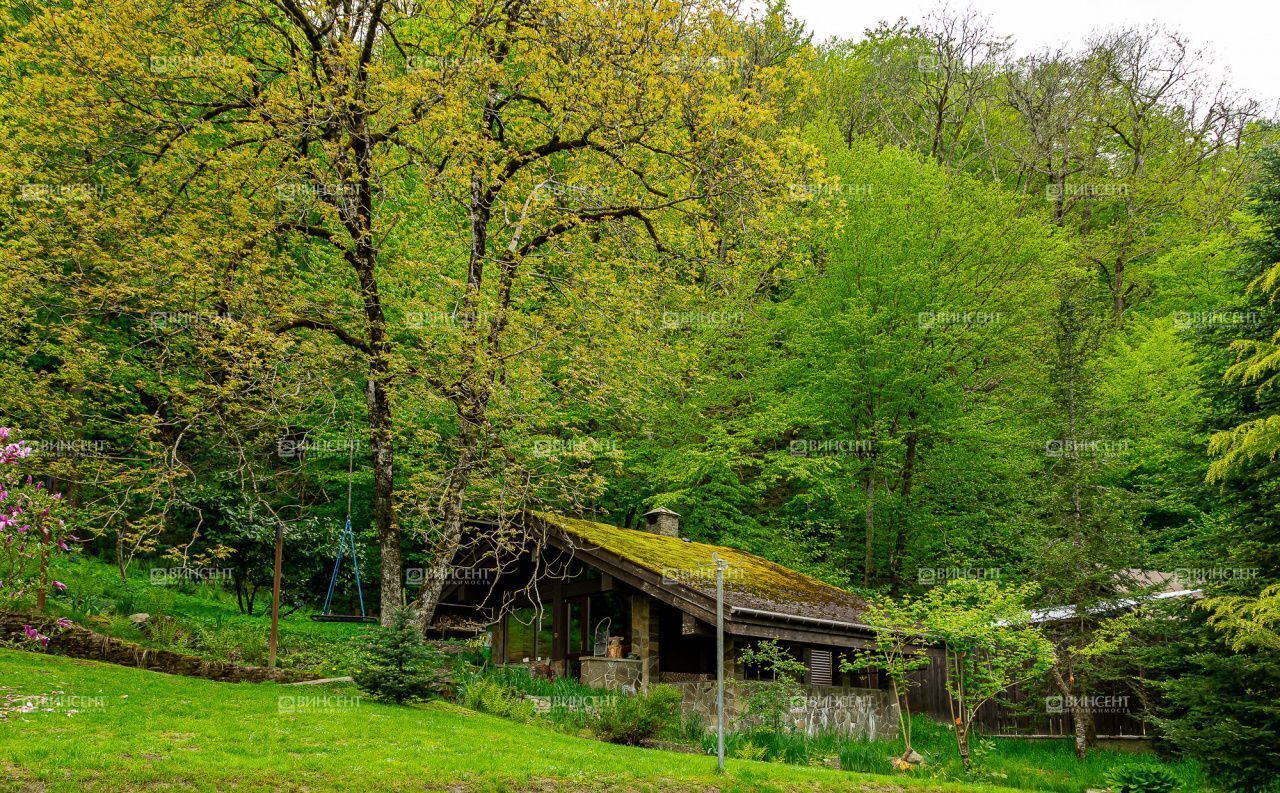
[504,606,552,663]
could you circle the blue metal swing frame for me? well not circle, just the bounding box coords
[311,516,377,624]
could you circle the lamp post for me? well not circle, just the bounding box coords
[713,552,727,773]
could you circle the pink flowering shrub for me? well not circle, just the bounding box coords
[0,428,75,644]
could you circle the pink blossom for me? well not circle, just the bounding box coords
[53,580,67,591]
[22,625,50,648]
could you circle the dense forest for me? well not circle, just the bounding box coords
[2,0,1279,788]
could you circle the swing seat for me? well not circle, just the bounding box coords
[310,614,378,624]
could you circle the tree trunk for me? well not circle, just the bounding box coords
[347,132,401,624]
[36,545,48,614]
[862,472,877,587]
[365,375,400,623]
[415,171,496,629]
[958,732,972,771]
[889,429,918,595]
[1052,665,1089,760]
[1073,706,1091,760]
[415,410,483,626]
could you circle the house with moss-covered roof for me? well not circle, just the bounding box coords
[431,508,900,738]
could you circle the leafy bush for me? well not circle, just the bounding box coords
[351,608,450,704]
[677,713,708,744]
[589,685,683,745]
[732,739,768,761]
[142,615,191,649]
[459,676,536,722]
[189,622,269,664]
[1104,765,1180,793]
[737,640,808,733]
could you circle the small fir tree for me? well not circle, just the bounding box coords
[352,607,449,704]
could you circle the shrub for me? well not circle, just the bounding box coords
[189,622,269,664]
[459,676,536,722]
[1104,765,1180,793]
[737,640,808,733]
[677,713,708,744]
[351,608,450,704]
[589,685,683,745]
[732,738,767,761]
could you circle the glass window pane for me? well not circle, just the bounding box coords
[568,600,584,654]
[536,606,552,659]
[505,607,538,663]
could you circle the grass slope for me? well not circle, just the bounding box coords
[41,555,370,674]
[0,649,1022,793]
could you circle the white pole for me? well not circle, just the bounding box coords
[714,552,726,773]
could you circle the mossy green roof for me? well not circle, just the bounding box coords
[531,511,868,625]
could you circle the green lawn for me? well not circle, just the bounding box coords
[0,648,1024,793]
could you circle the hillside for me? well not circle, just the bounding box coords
[0,649,1024,793]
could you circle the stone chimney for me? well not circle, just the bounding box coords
[642,507,680,538]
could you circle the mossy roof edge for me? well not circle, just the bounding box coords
[531,511,867,620]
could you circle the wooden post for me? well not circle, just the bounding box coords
[268,521,283,668]
[714,552,726,773]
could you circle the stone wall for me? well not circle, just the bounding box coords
[788,685,899,740]
[580,657,642,693]
[2,613,319,684]
[667,679,899,741]
[630,597,659,687]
